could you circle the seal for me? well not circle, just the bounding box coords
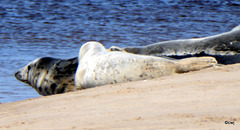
[110,25,240,64]
[15,57,78,96]
[75,41,217,89]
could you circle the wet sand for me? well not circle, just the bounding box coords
[0,64,240,129]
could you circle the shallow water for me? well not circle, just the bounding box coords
[0,0,240,103]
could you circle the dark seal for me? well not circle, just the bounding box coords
[15,57,78,96]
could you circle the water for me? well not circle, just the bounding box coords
[0,0,239,103]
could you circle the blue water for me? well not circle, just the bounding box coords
[0,0,240,103]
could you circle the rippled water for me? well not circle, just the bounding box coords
[0,0,239,103]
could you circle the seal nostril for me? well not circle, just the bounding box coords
[15,71,22,80]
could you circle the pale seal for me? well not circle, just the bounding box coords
[75,41,217,89]
[15,57,78,96]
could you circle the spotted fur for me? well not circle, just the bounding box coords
[15,57,78,96]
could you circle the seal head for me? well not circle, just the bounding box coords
[15,57,78,96]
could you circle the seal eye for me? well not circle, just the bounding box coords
[28,66,31,71]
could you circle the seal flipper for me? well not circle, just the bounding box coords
[175,57,217,73]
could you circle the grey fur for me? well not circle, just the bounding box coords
[110,25,240,64]
[15,57,78,96]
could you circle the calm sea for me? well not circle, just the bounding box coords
[0,0,239,103]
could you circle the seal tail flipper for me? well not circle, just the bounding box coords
[175,56,217,73]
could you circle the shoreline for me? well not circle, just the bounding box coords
[1,63,240,129]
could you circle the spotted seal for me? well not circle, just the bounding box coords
[75,41,217,89]
[15,57,78,96]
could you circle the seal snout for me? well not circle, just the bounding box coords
[15,71,22,80]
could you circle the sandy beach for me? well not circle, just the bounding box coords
[0,64,240,129]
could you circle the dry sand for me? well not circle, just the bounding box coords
[0,64,240,129]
